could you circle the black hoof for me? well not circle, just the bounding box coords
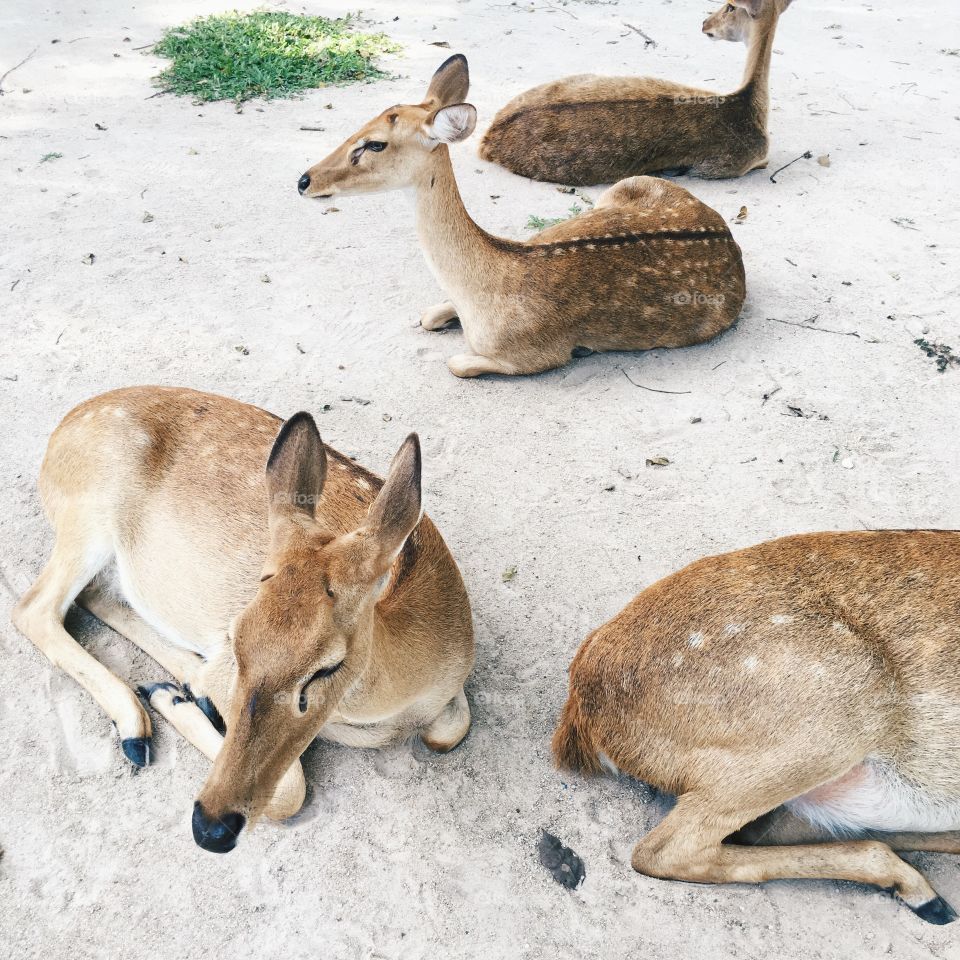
[137,681,179,702]
[911,896,958,925]
[121,736,151,767]
[195,696,226,734]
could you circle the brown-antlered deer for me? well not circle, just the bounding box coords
[554,530,960,923]
[13,386,474,852]
[479,0,793,185]
[297,55,745,378]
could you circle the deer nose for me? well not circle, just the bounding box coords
[298,172,311,194]
[192,801,245,853]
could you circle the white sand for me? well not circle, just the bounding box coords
[1,0,959,957]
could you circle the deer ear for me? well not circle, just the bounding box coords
[265,412,327,529]
[732,0,763,15]
[362,434,422,575]
[424,103,477,145]
[424,54,470,108]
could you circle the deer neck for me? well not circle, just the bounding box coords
[412,145,506,298]
[738,8,780,121]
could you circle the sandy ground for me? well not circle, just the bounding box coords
[1,0,959,957]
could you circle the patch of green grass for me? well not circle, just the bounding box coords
[40,152,63,163]
[526,204,583,232]
[153,11,400,103]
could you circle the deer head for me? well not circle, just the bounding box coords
[702,0,792,42]
[297,54,477,199]
[192,414,423,852]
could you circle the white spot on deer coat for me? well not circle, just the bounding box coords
[771,614,794,625]
[743,655,759,672]
[688,632,704,648]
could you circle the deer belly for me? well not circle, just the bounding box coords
[107,554,219,659]
[786,758,960,834]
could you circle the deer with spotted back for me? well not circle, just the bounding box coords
[13,386,474,852]
[479,0,793,185]
[297,55,746,378]
[554,530,960,923]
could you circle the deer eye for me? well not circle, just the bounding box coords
[365,141,387,152]
[297,661,345,712]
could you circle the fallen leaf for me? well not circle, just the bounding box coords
[734,205,748,223]
[81,253,95,265]
[646,456,671,467]
[321,207,340,215]
[501,565,517,582]
[260,273,271,283]
[235,344,249,355]
[94,122,107,131]
[817,154,831,167]
[142,211,154,223]
[538,831,585,890]
[429,40,451,48]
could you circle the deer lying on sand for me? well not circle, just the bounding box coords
[13,387,474,853]
[297,55,745,378]
[479,0,793,185]
[554,530,960,923]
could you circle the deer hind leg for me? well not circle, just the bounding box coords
[77,581,224,731]
[631,791,956,924]
[420,300,459,331]
[447,353,518,378]
[732,807,960,855]
[448,350,573,378]
[78,580,204,684]
[873,832,960,854]
[12,530,152,766]
[421,688,471,753]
